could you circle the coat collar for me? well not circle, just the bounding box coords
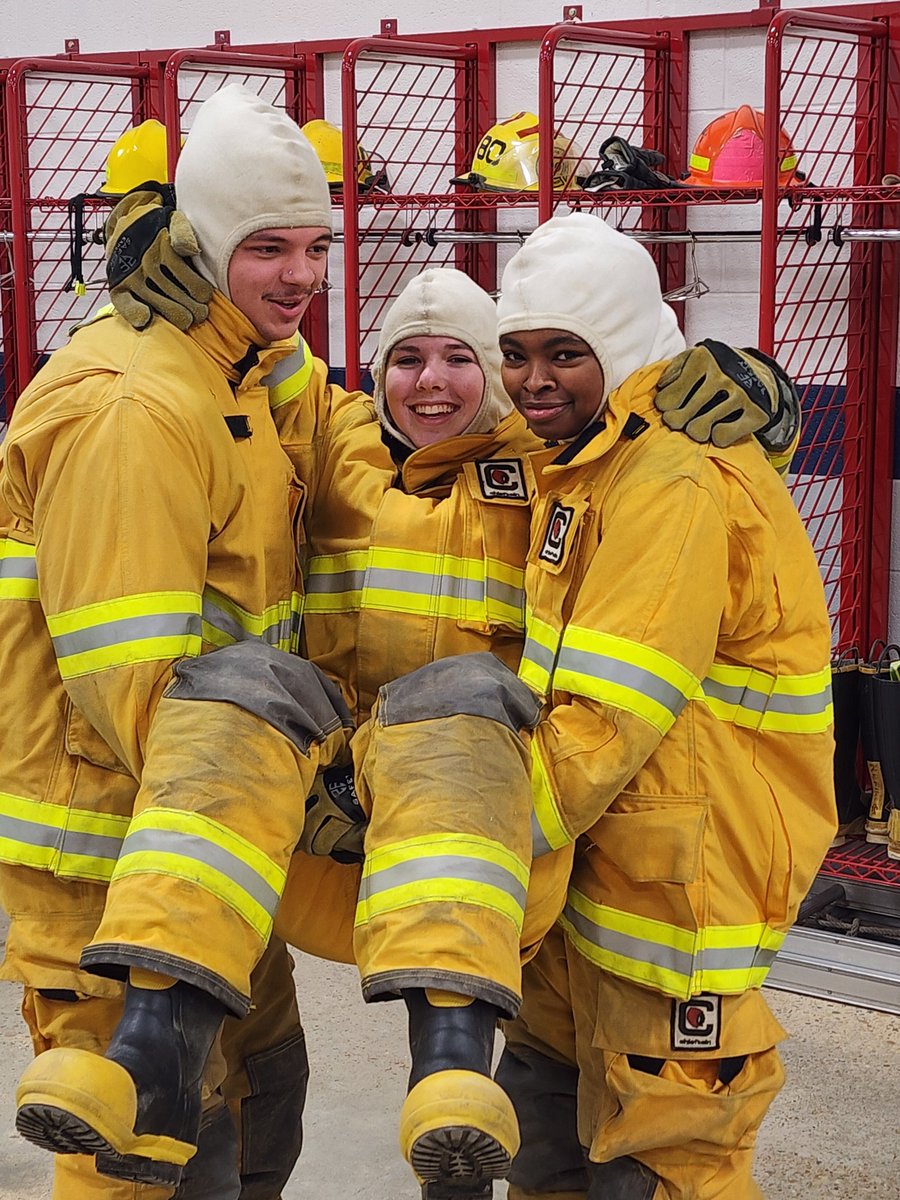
[540,361,669,473]
[187,292,299,392]
[398,410,531,493]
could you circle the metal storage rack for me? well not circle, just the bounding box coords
[1,2,899,1005]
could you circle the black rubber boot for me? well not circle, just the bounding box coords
[399,989,520,1200]
[859,656,887,843]
[406,989,498,1088]
[870,648,900,847]
[830,651,866,844]
[16,977,226,1188]
[95,978,226,1185]
[495,1043,589,1197]
[586,1156,661,1199]
[862,645,900,844]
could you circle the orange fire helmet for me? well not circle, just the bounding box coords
[684,105,801,187]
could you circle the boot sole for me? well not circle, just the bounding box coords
[400,1070,519,1194]
[15,1047,195,1177]
[16,1104,185,1188]
[411,1124,512,1181]
[16,1102,112,1156]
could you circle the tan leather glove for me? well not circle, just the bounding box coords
[655,339,800,455]
[298,762,367,864]
[105,185,213,331]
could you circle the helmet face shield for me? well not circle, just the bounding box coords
[452,112,584,192]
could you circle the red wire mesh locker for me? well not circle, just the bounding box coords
[4,59,153,401]
[760,9,897,651]
[160,49,329,356]
[0,64,16,425]
[340,37,486,390]
[537,22,687,295]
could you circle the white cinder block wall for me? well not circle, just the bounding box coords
[1,0,896,636]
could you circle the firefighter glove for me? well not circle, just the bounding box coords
[105,186,213,331]
[299,762,367,864]
[655,338,801,452]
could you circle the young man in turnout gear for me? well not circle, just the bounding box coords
[99,194,803,1198]
[398,212,833,1200]
[92,110,319,1200]
[0,85,357,1197]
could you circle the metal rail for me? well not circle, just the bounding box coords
[765,926,900,1015]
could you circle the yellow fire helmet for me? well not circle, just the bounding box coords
[451,112,585,192]
[100,118,171,195]
[301,118,388,192]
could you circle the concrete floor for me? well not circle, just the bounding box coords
[0,943,897,1199]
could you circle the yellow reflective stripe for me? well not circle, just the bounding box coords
[689,152,710,172]
[304,550,367,614]
[554,627,698,735]
[363,546,514,622]
[0,791,130,882]
[46,591,203,678]
[355,833,528,933]
[530,739,571,854]
[202,587,303,653]
[306,548,524,625]
[561,887,785,999]
[518,610,559,696]
[266,337,314,409]
[0,537,39,601]
[700,662,833,733]
[113,807,286,942]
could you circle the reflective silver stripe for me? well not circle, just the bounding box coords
[52,612,202,659]
[202,595,247,644]
[0,812,59,850]
[0,554,37,580]
[0,814,124,869]
[563,900,693,978]
[486,577,525,612]
[556,646,689,717]
[263,341,306,389]
[60,828,125,864]
[531,810,555,858]
[202,598,295,647]
[701,677,833,719]
[359,853,528,911]
[698,943,781,973]
[367,565,485,603]
[119,827,280,916]
[563,903,780,979]
[264,614,295,647]
[305,569,366,596]
[522,636,557,676]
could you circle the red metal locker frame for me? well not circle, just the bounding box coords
[537,23,678,222]
[159,48,330,354]
[0,64,17,420]
[340,37,481,389]
[761,9,895,650]
[4,57,154,392]
[537,21,688,300]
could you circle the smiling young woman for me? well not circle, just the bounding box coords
[384,335,486,447]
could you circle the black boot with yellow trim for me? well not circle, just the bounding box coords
[400,989,520,1199]
[15,968,225,1186]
